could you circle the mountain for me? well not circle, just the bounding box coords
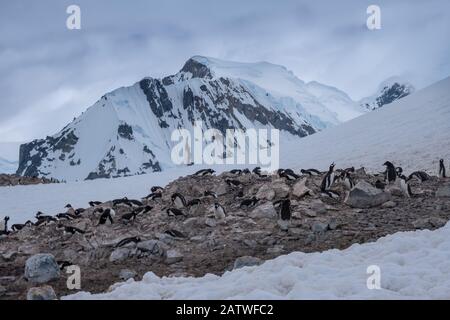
[359,77,415,111]
[0,157,18,174]
[16,56,363,181]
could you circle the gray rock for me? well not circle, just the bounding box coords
[0,285,6,296]
[288,228,303,236]
[24,254,60,284]
[256,185,276,201]
[266,245,284,255]
[2,251,17,261]
[250,202,277,219]
[27,285,57,300]
[165,250,183,264]
[190,235,205,242]
[233,256,262,269]
[345,181,391,208]
[277,219,290,231]
[119,269,137,281]
[272,182,290,198]
[436,185,450,197]
[137,240,166,256]
[312,222,329,233]
[309,200,327,214]
[205,218,217,227]
[292,178,312,198]
[382,201,397,208]
[109,247,132,262]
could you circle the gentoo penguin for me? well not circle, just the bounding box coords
[115,236,141,248]
[56,213,77,220]
[279,169,300,181]
[230,169,243,175]
[171,193,187,208]
[395,167,403,177]
[35,212,57,226]
[164,229,186,238]
[187,199,201,207]
[203,191,218,199]
[89,201,102,207]
[97,208,115,225]
[399,175,413,198]
[214,203,226,220]
[121,212,138,223]
[194,169,215,176]
[143,192,162,201]
[166,208,184,217]
[151,186,164,194]
[277,199,291,231]
[383,161,397,183]
[58,225,86,236]
[57,261,73,270]
[133,205,153,215]
[225,179,241,187]
[439,159,446,178]
[344,167,355,173]
[113,197,132,207]
[252,167,267,177]
[0,216,10,235]
[65,204,76,215]
[339,171,355,190]
[11,220,33,231]
[240,197,259,209]
[321,163,336,191]
[242,168,251,174]
[300,169,321,176]
[408,171,430,183]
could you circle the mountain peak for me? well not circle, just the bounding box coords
[180,57,214,79]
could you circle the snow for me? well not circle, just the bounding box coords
[0,157,18,174]
[64,222,450,299]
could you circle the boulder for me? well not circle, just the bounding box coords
[250,202,277,219]
[309,200,327,214]
[165,250,183,264]
[272,182,290,198]
[109,248,132,263]
[24,254,60,284]
[137,240,166,257]
[382,201,397,208]
[292,178,312,198]
[233,256,262,269]
[119,269,137,281]
[345,181,391,208]
[312,222,329,233]
[27,285,57,300]
[256,184,276,201]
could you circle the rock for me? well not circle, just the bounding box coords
[250,202,277,219]
[288,228,303,236]
[429,217,447,228]
[382,201,397,208]
[137,240,166,257]
[205,218,217,227]
[436,185,450,197]
[266,245,284,255]
[233,256,262,269]
[328,218,339,230]
[272,182,290,198]
[109,248,132,262]
[345,181,391,208]
[292,178,312,198]
[309,200,327,214]
[256,184,275,201]
[0,285,6,296]
[2,251,17,261]
[386,185,404,197]
[27,285,57,300]
[165,250,183,264]
[24,254,60,284]
[183,217,198,228]
[243,239,257,247]
[119,269,137,281]
[414,217,447,229]
[190,235,205,242]
[215,183,228,196]
[277,219,290,231]
[312,222,329,233]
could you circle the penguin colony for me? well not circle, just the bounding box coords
[1,159,447,238]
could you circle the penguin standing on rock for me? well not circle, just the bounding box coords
[97,208,115,225]
[408,171,430,183]
[166,208,185,217]
[89,201,102,207]
[58,225,86,236]
[321,163,336,191]
[203,191,218,199]
[276,199,291,231]
[339,171,355,190]
[151,186,164,194]
[0,216,10,235]
[115,236,141,248]
[171,193,187,208]
[11,220,33,231]
[240,197,259,209]
[439,159,446,178]
[65,204,76,215]
[214,203,226,220]
[383,161,397,184]
[300,169,321,176]
[399,175,413,198]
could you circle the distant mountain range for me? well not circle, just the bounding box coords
[15,56,413,181]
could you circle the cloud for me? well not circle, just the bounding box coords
[0,0,449,151]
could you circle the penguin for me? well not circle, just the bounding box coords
[151,186,164,194]
[89,201,102,207]
[143,192,162,201]
[225,179,241,187]
[11,220,33,231]
[214,203,226,219]
[279,169,300,181]
[113,197,133,207]
[339,171,355,190]
[74,208,85,215]
[344,167,355,173]
[194,169,215,176]
[57,261,73,271]
[439,159,446,178]
[65,204,76,215]
[277,199,291,231]
[97,208,115,225]
[408,171,430,183]
[230,169,243,175]
[128,199,144,207]
[132,205,153,215]
[58,225,86,236]
[115,236,141,248]
[187,199,201,207]
[395,167,403,177]
[203,191,218,199]
[121,212,138,223]
[242,168,251,174]
[300,169,321,176]
[252,167,267,177]
[0,216,10,235]
[399,175,413,198]
[321,163,336,191]
[383,161,397,183]
[56,213,77,220]
[171,193,187,208]
[164,229,186,238]
[240,197,259,209]
[166,208,185,217]
[35,212,57,226]
[375,180,386,190]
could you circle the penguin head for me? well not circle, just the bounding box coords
[214,203,220,209]
[440,159,444,164]
[383,161,393,167]
[65,204,72,208]
[300,169,306,173]
[4,216,9,222]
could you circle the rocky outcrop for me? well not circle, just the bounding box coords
[345,181,391,208]
[24,254,60,284]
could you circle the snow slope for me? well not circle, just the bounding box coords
[0,157,18,174]
[65,222,450,299]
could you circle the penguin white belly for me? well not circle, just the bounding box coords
[174,197,184,209]
[214,207,226,220]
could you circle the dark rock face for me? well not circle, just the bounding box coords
[180,58,213,79]
[118,123,134,140]
[139,78,174,119]
[375,83,412,108]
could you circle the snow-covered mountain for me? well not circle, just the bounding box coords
[16,56,363,181]
[0,157,18,174]
[359,77,415,111]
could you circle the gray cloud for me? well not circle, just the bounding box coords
[0,0,449,156]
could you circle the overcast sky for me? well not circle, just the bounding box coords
[0,0,449,159]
